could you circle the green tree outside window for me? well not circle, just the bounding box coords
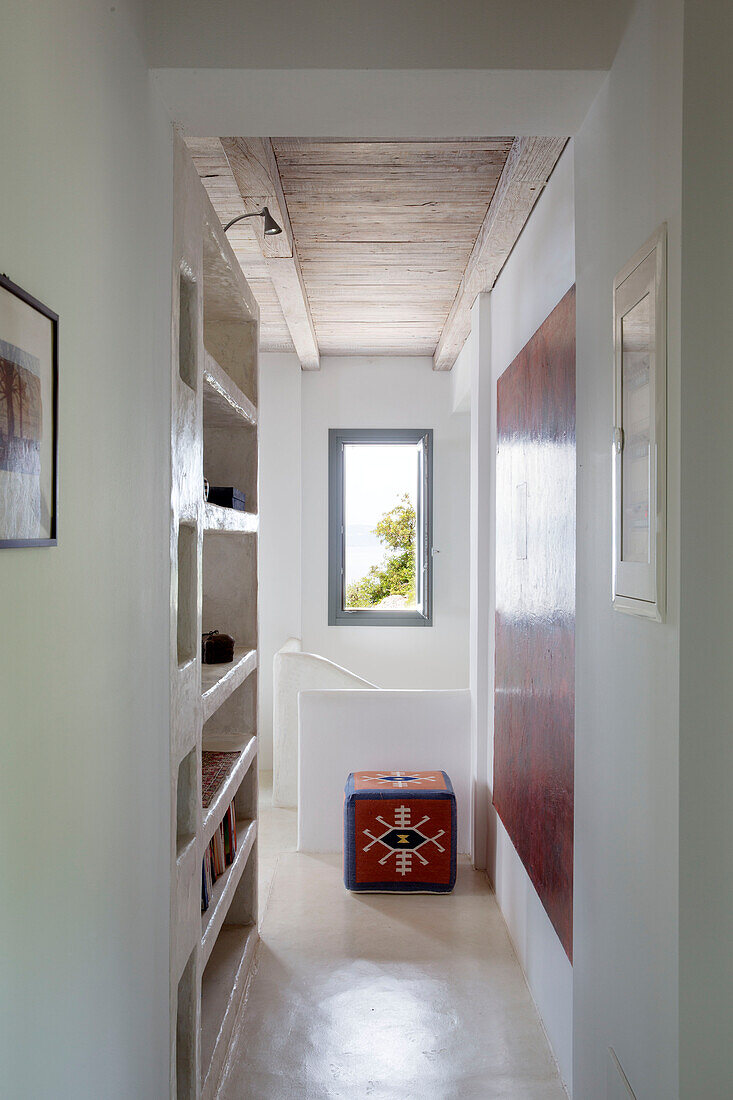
[345,494,416,609]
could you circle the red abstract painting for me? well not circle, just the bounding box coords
[493,285,576,961]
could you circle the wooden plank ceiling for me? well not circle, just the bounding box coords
[272,139,512,357]
[186,136,566,370]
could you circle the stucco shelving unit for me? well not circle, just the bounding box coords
[170,134,260,1100]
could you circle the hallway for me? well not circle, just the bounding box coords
[7,3,733,1097]
[217,777,566,1098]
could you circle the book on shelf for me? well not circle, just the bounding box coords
[202,851,211,912]
[201,801,238,912]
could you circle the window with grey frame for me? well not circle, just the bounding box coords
[328,428,433,626]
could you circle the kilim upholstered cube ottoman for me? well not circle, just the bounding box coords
[344,771,457,893]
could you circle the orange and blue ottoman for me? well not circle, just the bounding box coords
[344,771,457,893]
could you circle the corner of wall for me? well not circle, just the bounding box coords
[258,352,303,771]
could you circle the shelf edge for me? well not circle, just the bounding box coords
[201,647,258,724]
[203,502,258,535]
[203,351,257,426]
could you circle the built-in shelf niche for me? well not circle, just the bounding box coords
[199,817,257,1093]
[201,816,257,962]
[232,753,257,823]
[171,137,259,1100]
[176,948,198,1100]
[201,752,257,950]
[177,522,198,667]
[224,832,257,930]
[200,924,256,1093]
[202,673,257,751]
[202,226,257,406]
[203,411,257,516]
[203,322,257,408]
[178,267,198,393]
[201,648,257,725]
[176,747,198,857]
[202,532,257,648]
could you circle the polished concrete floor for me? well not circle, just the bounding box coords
[218,774,566,1099]
[257,772,298,924]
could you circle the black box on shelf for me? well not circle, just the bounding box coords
[207,486,246,511]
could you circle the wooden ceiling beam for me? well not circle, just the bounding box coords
[433,137,567,372]
[221,137,320,371]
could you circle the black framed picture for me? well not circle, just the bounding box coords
[0,274,58,547]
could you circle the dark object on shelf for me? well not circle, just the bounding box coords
[202,630,235,664]
[207,485,246,511]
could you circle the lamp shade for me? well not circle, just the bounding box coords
[261,207,282,236]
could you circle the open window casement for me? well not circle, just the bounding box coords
[328,427,433,627]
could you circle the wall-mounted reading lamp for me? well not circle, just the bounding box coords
[223,206,282,235]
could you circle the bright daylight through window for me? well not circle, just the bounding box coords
[328,428,432,626]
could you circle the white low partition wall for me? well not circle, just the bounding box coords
[272,639,376,808]
[298,688,471,853]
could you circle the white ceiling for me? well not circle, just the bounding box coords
[137,0,632,70]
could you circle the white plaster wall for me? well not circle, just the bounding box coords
[573,1,683,1096]
[460,294,492,874]
[258,353,302,769]
[451,327,473,414]
[487,143,576,1093]
[0,3,172,1097]
[678,2,733,1095]
[300,356,470,691]
[273,645,375,809]
[298,689,471,853]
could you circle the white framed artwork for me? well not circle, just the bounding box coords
[612,225,666,620]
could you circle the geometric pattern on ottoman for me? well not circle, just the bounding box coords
[344,771,457,893]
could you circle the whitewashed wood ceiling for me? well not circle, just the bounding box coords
[271,139,512,357]
[185,136,566,370]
